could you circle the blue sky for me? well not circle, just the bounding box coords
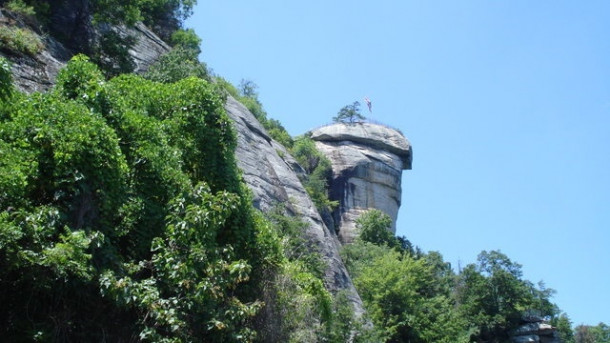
[187,1,610,326]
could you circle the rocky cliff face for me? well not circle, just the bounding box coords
[224,96,365,315]
[311,123,412,244]
[2,12,366,314]
[0,7,169,93]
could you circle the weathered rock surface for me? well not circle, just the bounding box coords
[224,96,365,314]
[1,7,169,93]
[311,123,412,243]
[2,5,365,316]
[512,318,561,343]
[0,9,71,93]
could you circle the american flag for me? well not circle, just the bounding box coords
[364,97,372,113]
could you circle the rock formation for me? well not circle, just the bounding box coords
[311,122,412,243]
[512,317,561,343]
[224,96,365,315]
[1,9,367,317]
[0,7,169,93]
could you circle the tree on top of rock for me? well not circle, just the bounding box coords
[333,101,366,123]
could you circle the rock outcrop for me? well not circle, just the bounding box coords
[0,8,71,93]
[1,7,169,93]
[512,317,561,343]
[2,7,366,315]
[311,123,412,243]
[224,96,365,315]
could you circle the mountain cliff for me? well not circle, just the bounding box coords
[1,8,409,318]
[0,6,170,93]
[224,96,366,315]
[1,6,568,341]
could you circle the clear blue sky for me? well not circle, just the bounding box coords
[187,1,610,326]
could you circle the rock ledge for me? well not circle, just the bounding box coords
[310,122,412,169]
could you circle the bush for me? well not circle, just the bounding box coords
[0,24,43,56]
[0,55,268,341]
[6,0,35,17]
[144,47,208,83]
[291,137,337,214]
[0,57,12,101]
[355,209,395,247]
[170,28,201,57]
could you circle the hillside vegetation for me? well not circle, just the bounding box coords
[0,56,348,342]
[0,1,606,341]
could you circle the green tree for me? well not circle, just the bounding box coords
[575,323,610,343]
[0,55,270,341]
[552,313,575,343]
[346,247,467,343]
[239,79,259,98]
[355,209,396,247]
[171,28,201,53]
[333,101,365,123]
[144,47,209,83]
[455,250,558,342]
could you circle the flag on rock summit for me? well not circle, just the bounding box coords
[364,97,372,113]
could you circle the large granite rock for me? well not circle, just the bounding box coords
[311,123,412,243]
[224,96,365,315]
[1,6,169,93]
[0,8,71,93]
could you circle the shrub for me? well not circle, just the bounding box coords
[291,137,337,214]
[355,209,395,247]
[0,55,267,341]
[0,57,12,101]
[0,24,43,56]
[6,0,35,17]
[144,47,208,83]
[170,28,201,57]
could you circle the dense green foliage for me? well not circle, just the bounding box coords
[0,0,202,76]
[355,209,396,247]
[290,136,338,215]
[0,55,363,342]
[89,0,196,27]
[455,251,558,342]
[0,24,43,56]
[144,47,209,83]
[254,206,352,343]
[573,322,610,343]
[0,55,269,341]
[170,28,202,57]
[333,101,366,123]
[553,313,576,343]
[343,209,561,343]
